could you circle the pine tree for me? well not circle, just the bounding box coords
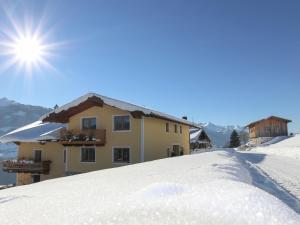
[229,130,241,148]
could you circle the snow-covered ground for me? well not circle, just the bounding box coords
[236,134,300,213]
[249,134,300,159]
[0,151,299,225]
[238,152,300,201]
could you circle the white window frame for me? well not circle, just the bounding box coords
[80,117,97,130]
[112,146,131,164]
[80,147,96,163]
[112,115,131,132]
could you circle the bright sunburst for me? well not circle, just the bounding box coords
[13,35,43,64]
[0,11,62,75]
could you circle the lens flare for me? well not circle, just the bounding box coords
[13,35,43,64]
[0,10,63,75]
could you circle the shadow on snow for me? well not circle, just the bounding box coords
[237,151,300,214]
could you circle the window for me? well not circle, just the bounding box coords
[113,148,130,163]
[180,125,182,134]
[33,150,42,162]
[166,123,169,132]
[114,115,130,131]
[82,117,96,129]
[174,124,178,133]
[173,145,180,156]
[170,145,184,157]
[32,175,40,183]
[81,148,95,162]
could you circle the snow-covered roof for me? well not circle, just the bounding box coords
[40,93,199,128]
[0,121,65,143]
[190,129,203,142]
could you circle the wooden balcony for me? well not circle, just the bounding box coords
[2,160,51,174]
[59,128,106,146]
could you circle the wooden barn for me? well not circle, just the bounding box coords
[246,116,292,139]
[190,129,212,150]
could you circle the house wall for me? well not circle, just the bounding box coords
[16,105,191,185]
[16,142,64,185]
[65,105,141,174]
[249,119,288,139]
[144,117,190,161]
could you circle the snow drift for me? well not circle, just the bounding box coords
[0,151,299,225]
[250,134,300,159]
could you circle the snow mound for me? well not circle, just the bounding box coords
[0,151,299,225]
[140,182,187,198]
[251,134,300,159]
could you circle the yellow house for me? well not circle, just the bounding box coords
[0,93,198,185]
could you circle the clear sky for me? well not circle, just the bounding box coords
[0,0,299,132]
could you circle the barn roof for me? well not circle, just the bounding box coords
[245,116,292,128]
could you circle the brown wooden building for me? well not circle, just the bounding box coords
[246,116,292,139]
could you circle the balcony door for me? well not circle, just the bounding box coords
[33,150,42,162]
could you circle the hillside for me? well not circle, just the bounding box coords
[249,134,300,159]
[0,98,51,135]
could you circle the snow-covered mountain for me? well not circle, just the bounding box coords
[201,122,248,147]
[0,97,51,135]
[0,97,51,160]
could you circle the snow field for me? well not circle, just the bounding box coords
[0,151,299,225]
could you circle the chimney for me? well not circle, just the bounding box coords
[182,116,187,120]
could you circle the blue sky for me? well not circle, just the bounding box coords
[0,0,299,132]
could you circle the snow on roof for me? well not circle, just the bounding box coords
[190,129,203,142]
[0,121,65,143]
[0,151,299,224]
[40,93,199,127]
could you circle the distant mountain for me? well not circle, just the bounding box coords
[0,97,51,135]
[201,122,248,147]
[0,97,51,160]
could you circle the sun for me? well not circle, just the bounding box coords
[0,15,63,75]
[13,35,44,64]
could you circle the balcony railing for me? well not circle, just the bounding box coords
[59,128,106,146]
[2,160,51,174]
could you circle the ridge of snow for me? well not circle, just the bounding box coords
[250,134,300,159]
[0,151,299,225]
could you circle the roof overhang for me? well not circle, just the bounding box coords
[246,116,292,128]
[42,96,104,123]
[41,93,200,128]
